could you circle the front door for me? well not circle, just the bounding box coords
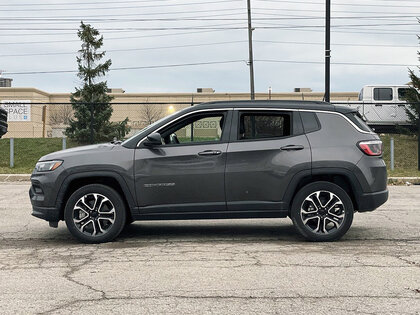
[134,110,232,214]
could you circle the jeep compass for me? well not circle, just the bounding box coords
[30,101,388,243]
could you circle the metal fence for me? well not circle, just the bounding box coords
[381,134,418,174]
[1,132,418,174]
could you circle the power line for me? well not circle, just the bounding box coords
[0,37,415,58]
[0,7,415,18]
[0,25,415,45]
[0,28,244,45]
[0,40,248,57]
[1,39,416,58]
[3,0,418,8]
[256,59,418,67]
[0,8,246,19]
[4,59,417,75]
[0,0,174,6]
[2,0,418,6]
[0,0,244,11]
[255,39,417,48]
[4,60,247,75]
[3,21,417,31]
[0,15,417,25]
[255,0,420,8]
[253,7,420,15]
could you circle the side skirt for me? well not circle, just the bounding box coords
[131,210,289,221]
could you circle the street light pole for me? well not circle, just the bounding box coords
[325,0,331,102]
[247,0,255,100]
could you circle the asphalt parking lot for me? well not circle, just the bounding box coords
[0,183,419,314]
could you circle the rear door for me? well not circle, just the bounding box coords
[225,109,311,212]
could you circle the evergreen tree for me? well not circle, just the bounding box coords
[404,29,420,170]
[66,22,129,143]
[405,64,420,128]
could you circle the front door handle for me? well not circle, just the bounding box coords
[280,145,304,151]
[198,150,222,156]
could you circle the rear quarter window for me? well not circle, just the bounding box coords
[300,112,320,133]
[345,112,372,132]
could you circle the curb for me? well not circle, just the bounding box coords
[0,174,31,182]
[1,174,420,185]
[388,177,420,185]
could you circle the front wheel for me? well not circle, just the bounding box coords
[290,181,354,242]
[64,184,127,243]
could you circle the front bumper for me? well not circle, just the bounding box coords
[31,205,61,222]
[29,169,65,222]
[356,189,389,212]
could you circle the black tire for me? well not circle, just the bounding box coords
[64,184,127,243]
[290,181,354,242]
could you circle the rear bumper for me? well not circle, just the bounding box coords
[356,189,389,212]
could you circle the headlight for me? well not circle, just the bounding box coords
[35,160,63,172]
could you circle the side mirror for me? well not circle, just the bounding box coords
[144,132,162,147]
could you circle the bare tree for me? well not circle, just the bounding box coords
[140,102,163,126]
[49,104,74,125]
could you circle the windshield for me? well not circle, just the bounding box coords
[121,110,180,146]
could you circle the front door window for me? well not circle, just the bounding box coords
[160,113,225,145]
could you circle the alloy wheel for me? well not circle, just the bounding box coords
[72,193,116,236]
[300,190,345,234]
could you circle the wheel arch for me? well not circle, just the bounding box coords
[55,171,136,221]
[284,168,363,214]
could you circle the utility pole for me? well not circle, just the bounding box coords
[247,0,255,100]
[325,0,331,102]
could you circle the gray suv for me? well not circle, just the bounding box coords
[30,101,388,243]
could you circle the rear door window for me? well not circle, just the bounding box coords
[238,112,291,140]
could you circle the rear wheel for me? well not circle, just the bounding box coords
[64,184,126,243]
[290,181,354,242]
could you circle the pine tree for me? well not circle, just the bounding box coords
[404,30,420,170]
[405,66,420,128]
[66,22,128,144]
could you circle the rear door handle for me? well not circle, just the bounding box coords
[280,145,304,151]
[198,150,222,156]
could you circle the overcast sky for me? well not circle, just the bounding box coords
[1,0,419,94]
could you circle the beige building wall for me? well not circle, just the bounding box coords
[0,87,358,138]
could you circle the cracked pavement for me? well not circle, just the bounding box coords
[0,183,419,314]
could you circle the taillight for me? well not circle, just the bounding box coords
[358,140,382,156]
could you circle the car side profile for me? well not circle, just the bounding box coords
[30,101,388,243]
